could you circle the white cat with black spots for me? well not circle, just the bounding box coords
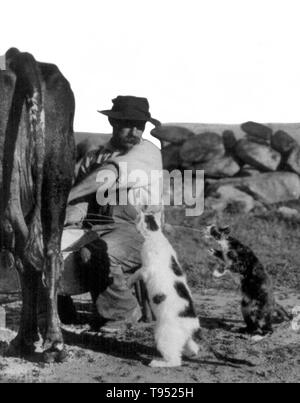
[127,210,200,368]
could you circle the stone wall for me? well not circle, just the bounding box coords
[152,122,300,214]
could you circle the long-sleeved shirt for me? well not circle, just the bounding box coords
[73,138,163,228]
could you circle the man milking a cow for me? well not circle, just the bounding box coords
[63,96,163,332]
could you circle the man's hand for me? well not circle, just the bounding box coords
[64,205,87,226]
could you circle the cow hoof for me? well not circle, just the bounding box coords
[6,337,35,358]
[43,344,68,363]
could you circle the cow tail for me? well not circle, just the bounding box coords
[6,48,45,270]
[26,65,45,271]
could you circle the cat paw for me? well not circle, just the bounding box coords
[149,359,181,368]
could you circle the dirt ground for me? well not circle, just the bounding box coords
[0,205,300,383]
[0,289,299,383]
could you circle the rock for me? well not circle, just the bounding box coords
[160,140,172,149]
[246,133,271,146]
[271,130,298,155]
[207,172,300,204]
[238,165,261,177]
[161,144,182,170]
[151,125,194,145]
[241,121,272,145]
[180,132,224,163]
[194,155,240,178]
[277,207,299,219]
[214,186,255,213]
[223,130,237,152]
[286,145,300,175]
[235,139,281,171]
[246,172,300,204]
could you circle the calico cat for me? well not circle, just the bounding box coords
[206,225,291,340]
[127,210,201,368]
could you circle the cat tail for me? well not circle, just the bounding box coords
[272,303,293,323]
[193,329,256,368]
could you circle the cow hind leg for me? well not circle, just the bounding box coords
[7,264,41,357]
[3,208,41,357]
[42,246,67,363]
[40,163,74,363]
[41,194,69,363]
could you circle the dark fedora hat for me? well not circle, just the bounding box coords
[98,95,161,127]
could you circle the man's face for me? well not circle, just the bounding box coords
[109,118,146,151]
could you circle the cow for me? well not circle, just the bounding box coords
[0,48,75,362]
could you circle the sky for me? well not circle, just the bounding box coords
[1,0,300,144]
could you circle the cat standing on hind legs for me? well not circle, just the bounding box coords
[206,225,292,341]
[127,209,201,368]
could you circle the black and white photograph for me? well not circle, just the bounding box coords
[0,0,300,385]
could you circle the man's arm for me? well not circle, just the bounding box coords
[127,268,144,288]
[68,164,119,204]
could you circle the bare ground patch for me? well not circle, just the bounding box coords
[0,288,299,383]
